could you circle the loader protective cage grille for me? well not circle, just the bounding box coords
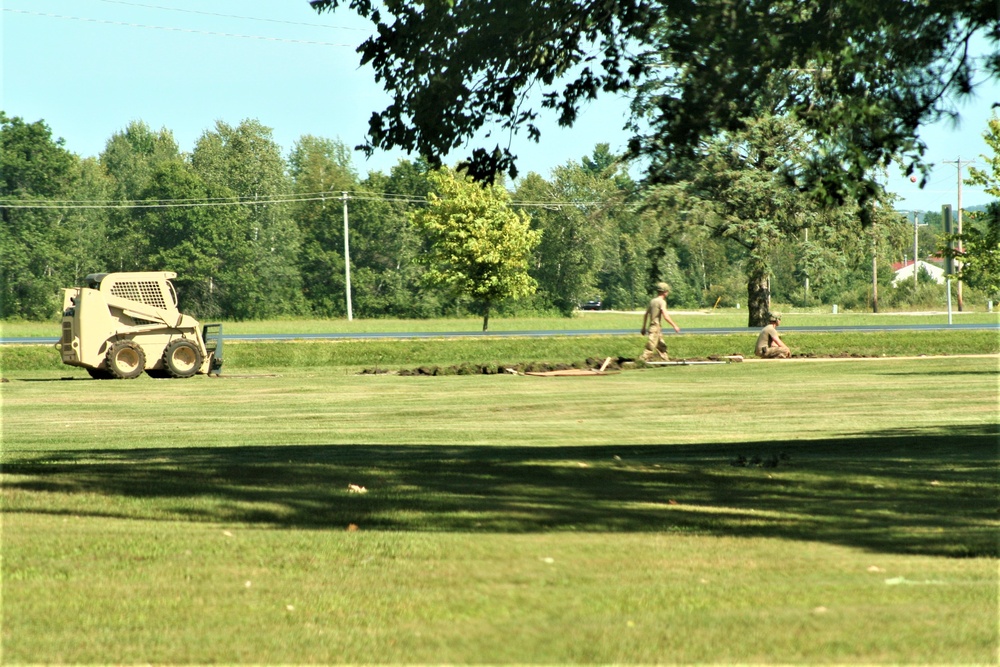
[61,322,73,353]
[109,281,167,309]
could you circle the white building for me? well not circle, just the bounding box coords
[891,260,946,286]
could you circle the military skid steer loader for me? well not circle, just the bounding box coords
[58,271,223,379]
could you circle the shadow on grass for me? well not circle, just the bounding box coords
[4,425,997,557]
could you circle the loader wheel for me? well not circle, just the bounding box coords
[106,341,146,380]
[163,339,203,378]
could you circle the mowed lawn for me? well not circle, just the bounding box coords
[2,354,997,663]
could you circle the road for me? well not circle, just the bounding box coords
[3,323,997,345]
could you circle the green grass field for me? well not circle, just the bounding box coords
[3,329,999,374]
[2,306,999,339]
[2,333,998,663]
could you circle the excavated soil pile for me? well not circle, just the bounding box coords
[358,356,635,376]
[357,352,908,376]
[358,354,757,376]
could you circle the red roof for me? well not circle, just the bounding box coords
[892,258,945,271]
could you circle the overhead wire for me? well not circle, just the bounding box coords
[2,8,361,47]
[5,5,631,210]
[0,189,605,210]
[4,4,606,212]
[94,0,369,32]
[0,195,333,210]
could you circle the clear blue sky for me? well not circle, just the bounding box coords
[3,0,997,213]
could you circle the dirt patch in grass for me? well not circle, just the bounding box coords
[358,355,754,376]
[358,356,628,376]
[357,351,995,376]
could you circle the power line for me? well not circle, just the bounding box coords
[0,189,605,210]
[510,199,604,208]
[0,195,334,210]
[0,190,345,206]
[95,0,369,32]
[2,8,359,46]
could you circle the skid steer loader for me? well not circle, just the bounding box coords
[57,271,223,379]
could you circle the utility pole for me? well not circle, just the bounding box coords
[803,227,810,306]
[342,191,353,321]
[912,213,919,287]
[871,224,879,313]
[956,158,964,311]
[872,245,879,313]
[943,204,954,324]
[943,157,976,311]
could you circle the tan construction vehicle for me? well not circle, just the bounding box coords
[57,271,223,379]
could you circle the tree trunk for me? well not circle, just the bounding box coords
[746,266,771,328]
[482,302,490,332]
[871,250,879,313]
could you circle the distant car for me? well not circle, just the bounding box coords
[579,300,602,311]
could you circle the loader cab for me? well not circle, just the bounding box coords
[166,279,179,309]
[84,271,180,313]
[83,273,108,290]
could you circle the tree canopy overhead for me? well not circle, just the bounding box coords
[311,0,999,206]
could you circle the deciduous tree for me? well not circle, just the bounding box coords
[135,161,247,319]
[948,115,1000,297]
[311,0,998,211]
[288,135,359,316]
[412,168,540,330]
[192,120,306,319]
[0,113,79,319]
[515,150,620,315]
[99,121,182,271]
[351,160,438,317]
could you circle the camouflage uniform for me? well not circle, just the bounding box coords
[755,319,791,358]
[640,294,671,361]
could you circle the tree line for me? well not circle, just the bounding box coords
[1,111,996,325]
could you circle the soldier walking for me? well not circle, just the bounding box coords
[640,282,681,362]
